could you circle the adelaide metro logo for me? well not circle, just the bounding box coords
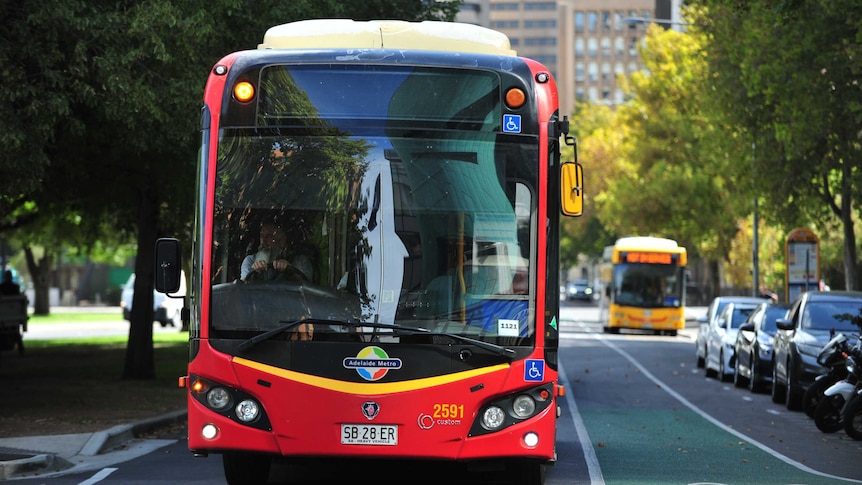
[343,346,403,381]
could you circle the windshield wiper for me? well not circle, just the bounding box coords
[340,321,517,359]
[237,318,319,352]
[237,318,517,359]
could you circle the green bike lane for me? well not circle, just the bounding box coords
[578,406,848,485]
[560,333,862,485]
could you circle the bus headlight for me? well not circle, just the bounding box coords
[206,387,231,410]
[236,399,260,422]
[512,395,536,418]
[482,406,506,430]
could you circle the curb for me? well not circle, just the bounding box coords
[0,409,187,480]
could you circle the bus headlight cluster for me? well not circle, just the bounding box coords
[188,374,271,431]
[236,399,260,422]
[512,395,537,418]
[470,383,554,437]
[482,406,507,430]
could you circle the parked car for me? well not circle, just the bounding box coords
[695,296,769,368]
[733,302,789,392]
[772,290,862,410]
[565,279,594,302]
[705,301,761,381]
[121,272,186,327]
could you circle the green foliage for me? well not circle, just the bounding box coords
[693,0,862,289]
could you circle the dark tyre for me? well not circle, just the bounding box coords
[719,351,732,383]
[223,452,271,485]
[696,349,705,368]
[803,376,837,419]
[843,394,862,440]
[748,355,765,393]
[785,368,804,411]
[771,364,786,404]
[813,394,845,433]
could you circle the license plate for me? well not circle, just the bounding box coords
[341,424,398,445]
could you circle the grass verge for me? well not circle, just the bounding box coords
[0,332,188,438]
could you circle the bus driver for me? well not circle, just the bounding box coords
[241,221,310,282]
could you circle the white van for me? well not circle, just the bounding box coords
[120,272,186,327]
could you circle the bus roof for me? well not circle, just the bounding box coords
[613,236,685,253]
[258,19,517,56]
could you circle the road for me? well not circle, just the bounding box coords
[18,304,862,484]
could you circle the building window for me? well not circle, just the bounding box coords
[524,37,557,46]
[524,20,556,28]
[524,2,556,10]
[575,62,585,82]
[601,37,611,56]
[575,12,584,33]
[614,11,625,31]
[588,86,598,101]
[615,37,625,56]
[601,63,611,81]
[576,88,585,103]
[491,3,519,10]
[575,38,584,57]
[588,12,598,32]
[588,62,598,82]
[629,37,638,56]
[602,12,612,31]
[588,38,598,57]
[492,20,519,29]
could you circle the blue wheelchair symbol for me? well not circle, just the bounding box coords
[524,359,544,382]
[503,114,521,133]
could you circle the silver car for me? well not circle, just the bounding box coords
[705,301,761,381]
[696,296,768,368]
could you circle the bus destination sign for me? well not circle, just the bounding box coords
[621,252,675,265]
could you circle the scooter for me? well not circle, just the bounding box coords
[842,362,862,440]
[814,338,862,433]
[803,333,852,418]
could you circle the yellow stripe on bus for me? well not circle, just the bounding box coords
[233,357,511,395]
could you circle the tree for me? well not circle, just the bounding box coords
[694,0,862,290]
[576,20,748,298]
[1,0,463,379]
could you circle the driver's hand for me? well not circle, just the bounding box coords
[290,322,314,341]
[251,260,268,272]
[272,259,289,271]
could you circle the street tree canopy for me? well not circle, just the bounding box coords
[0,0,461,379]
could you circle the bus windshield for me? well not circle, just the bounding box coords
[611,263,684,309]
[209,131,537,344]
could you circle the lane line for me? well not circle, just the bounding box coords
[558,362,605,485]
[594,334,862,484]
[78,467,118,485]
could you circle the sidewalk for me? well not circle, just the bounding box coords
[0,410,186,480]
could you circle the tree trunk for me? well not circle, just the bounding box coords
[841,161,857,290]
[122,187,159,380]
[23,247,54,315]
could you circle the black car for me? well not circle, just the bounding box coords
[565,279,594,302]
[733,302,789,393]
[772,291,862,410]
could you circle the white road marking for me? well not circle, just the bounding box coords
[78,467,118,485]
[558,362,605,485]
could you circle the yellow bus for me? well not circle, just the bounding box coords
[599,237,687,335]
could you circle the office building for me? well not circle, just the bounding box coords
[459,0,669,117]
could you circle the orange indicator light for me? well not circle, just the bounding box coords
[505,88,526,109]
[233,81,255,102]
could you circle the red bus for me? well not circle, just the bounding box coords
[155,19,583,485]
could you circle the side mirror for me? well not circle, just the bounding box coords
[154,238,182,294]
[739,322,755,332]
[561,161,584,216]
[775,317,794,331]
